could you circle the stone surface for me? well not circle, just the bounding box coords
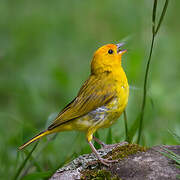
[50,143,180,180]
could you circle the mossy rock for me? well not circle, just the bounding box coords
[50,144,180,180]
[81,169,119,180]
[105,143,146,160]
[81,144,146,179]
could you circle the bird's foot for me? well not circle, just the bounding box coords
[93,136,118,149]
[88,141,118,166]
[102,144,118,149]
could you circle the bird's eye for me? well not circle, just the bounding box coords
[108,49,113,54]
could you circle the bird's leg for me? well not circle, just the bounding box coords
[93,136,118,149]
[93,136,106,147]
[88,141,118,166]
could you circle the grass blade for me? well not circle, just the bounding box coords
[152,0,157,34]
[23,149,43,172]
[123,110,130,143]
[137,0,170,144]
[106,128,112,144]
[129,113,140,143]
[21,171,53,180]
[168,130,180,143]
[94,131,101,149]
[155,0,169,35]
[158,147,180,165]
[13,142,39,180]
[21,133,57,177]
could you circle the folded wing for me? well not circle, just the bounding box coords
[48,74,116,130]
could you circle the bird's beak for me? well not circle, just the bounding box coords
[116,42,127,55]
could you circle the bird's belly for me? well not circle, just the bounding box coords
[73,106,109,131]
[73,96,127,131]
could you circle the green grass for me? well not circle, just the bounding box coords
[159,148,180,179]
[13,143,39,180]
[159,148,180,167]
[158,132,180,179]
[0,0,180,179]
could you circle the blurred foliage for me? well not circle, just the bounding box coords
[0,0,180,179]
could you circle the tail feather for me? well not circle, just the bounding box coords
[18,130,51,150]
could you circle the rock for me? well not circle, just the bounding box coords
[50,143,180,180]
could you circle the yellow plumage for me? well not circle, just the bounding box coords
[19,43,129,166]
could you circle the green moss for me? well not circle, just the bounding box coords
[104,143,147,160]
[81,144,146,179]
[81,169,119,180]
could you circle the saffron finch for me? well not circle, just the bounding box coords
[19,43,129,166]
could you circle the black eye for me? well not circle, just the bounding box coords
[108,49,113,54]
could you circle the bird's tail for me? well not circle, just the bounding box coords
[18,130,52,150]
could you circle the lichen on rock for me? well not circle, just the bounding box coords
[50,144,180,180]
[81,143,146,180]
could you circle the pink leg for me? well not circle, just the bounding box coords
[93,136,106,147]
[93,136,118,149]
[88,141,118,166]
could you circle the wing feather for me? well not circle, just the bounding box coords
[48,74,116,130]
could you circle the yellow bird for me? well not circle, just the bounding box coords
[19,43,129,166]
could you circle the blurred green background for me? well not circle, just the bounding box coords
[0,0,179,179]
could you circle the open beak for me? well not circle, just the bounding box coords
[116,42,127,55]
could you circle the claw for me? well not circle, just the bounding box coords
[88,140,118,166]
[98,157,118,166]
[98,157,109,166]
[93,136,118,149]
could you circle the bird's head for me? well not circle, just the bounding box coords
[91,43,126,75]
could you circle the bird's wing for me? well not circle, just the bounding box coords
[48,74,116,130]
